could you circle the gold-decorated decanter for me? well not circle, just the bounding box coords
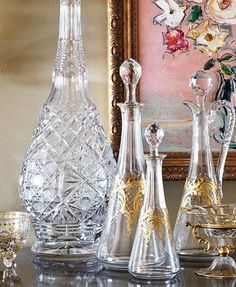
[96,59,145,270]
[174,70,235,261]
[129,123,180,280]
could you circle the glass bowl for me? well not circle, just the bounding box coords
[0,211,30,268]
[185,204,236,278]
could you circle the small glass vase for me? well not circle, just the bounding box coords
[96,59,145,270]
[19,0,116,260]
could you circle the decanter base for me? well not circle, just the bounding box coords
[129,270,178,280]
[32,241,98,264]
[98,257,129,271]
[32,221,102,263]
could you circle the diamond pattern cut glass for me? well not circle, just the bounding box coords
[19,0,116,260]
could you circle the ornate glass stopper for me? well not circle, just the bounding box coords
[144,123,164,156]
[120,58,142,103]
[190,70,212,109]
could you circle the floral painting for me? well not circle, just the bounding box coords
[138,0,236,152]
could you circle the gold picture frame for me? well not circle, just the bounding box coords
[107,0,236,180]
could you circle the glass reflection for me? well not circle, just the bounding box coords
[128,277,181,287]
[33,257,102,287]
[97,269,131,287]
[0,263,23,287]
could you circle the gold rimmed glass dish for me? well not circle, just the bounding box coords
[185,204,236,278]
[0,211,30,268]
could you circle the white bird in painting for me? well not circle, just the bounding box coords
[153,0,186,28]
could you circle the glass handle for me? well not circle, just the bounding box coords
[185,222,210,251]
[211,100,235,188]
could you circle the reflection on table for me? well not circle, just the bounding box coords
[0,248,235,287]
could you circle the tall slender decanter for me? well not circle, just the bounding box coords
[174,71,235,261]
[129,123,180,279]
[97,59,145,270]
[19,0,116,259]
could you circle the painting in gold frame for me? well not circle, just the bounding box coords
[108,0,236,180]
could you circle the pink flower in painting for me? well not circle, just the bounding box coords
[163,28,189,53]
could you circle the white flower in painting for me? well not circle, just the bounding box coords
[187,0,203,3]
[153,0,186,28]
[187,21,229,55]
[205,0,236,24]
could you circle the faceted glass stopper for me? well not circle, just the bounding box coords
[190,70,212,97]
[120,58,142,87]
[145,123,164,155]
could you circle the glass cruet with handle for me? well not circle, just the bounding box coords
[173,70,235,261]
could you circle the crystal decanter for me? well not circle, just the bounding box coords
[173,71,235,261]
[19,0,116,259]
[97,59,145,270]
[129,123,180,280]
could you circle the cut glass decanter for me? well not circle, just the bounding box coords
[19,0,116,260]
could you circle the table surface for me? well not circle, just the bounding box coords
[1,248,236,287]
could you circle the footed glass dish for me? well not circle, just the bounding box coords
[186,204,236,278]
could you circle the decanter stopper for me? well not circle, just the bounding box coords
[190,70,212,100]
[120,58,142,103]
[144,123,164,156]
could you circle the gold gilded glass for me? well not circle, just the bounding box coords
[128,123,180,280]
[174,71,235,261]
[97,59,145,271]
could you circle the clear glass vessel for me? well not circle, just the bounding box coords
[19,0,116,260]
[0,212,30,268]
[185,204,236,278]
[33,257,102,286]
[174,71,235,261]
[128,123,180,280]
[96,59,145,270]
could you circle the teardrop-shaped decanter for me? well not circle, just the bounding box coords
[174,70,235,261]
[129,123,180,280]
[97,59,145,270]
[19,0,116,260]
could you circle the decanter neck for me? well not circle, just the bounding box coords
[59,0,82,40]
[117,104,144,175]
[54,0,85,74]
[144,156,166,206]
[189,112,216,179]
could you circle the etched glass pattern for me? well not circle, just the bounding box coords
[19,0,116,257]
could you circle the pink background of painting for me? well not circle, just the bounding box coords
[138,1,223,151]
